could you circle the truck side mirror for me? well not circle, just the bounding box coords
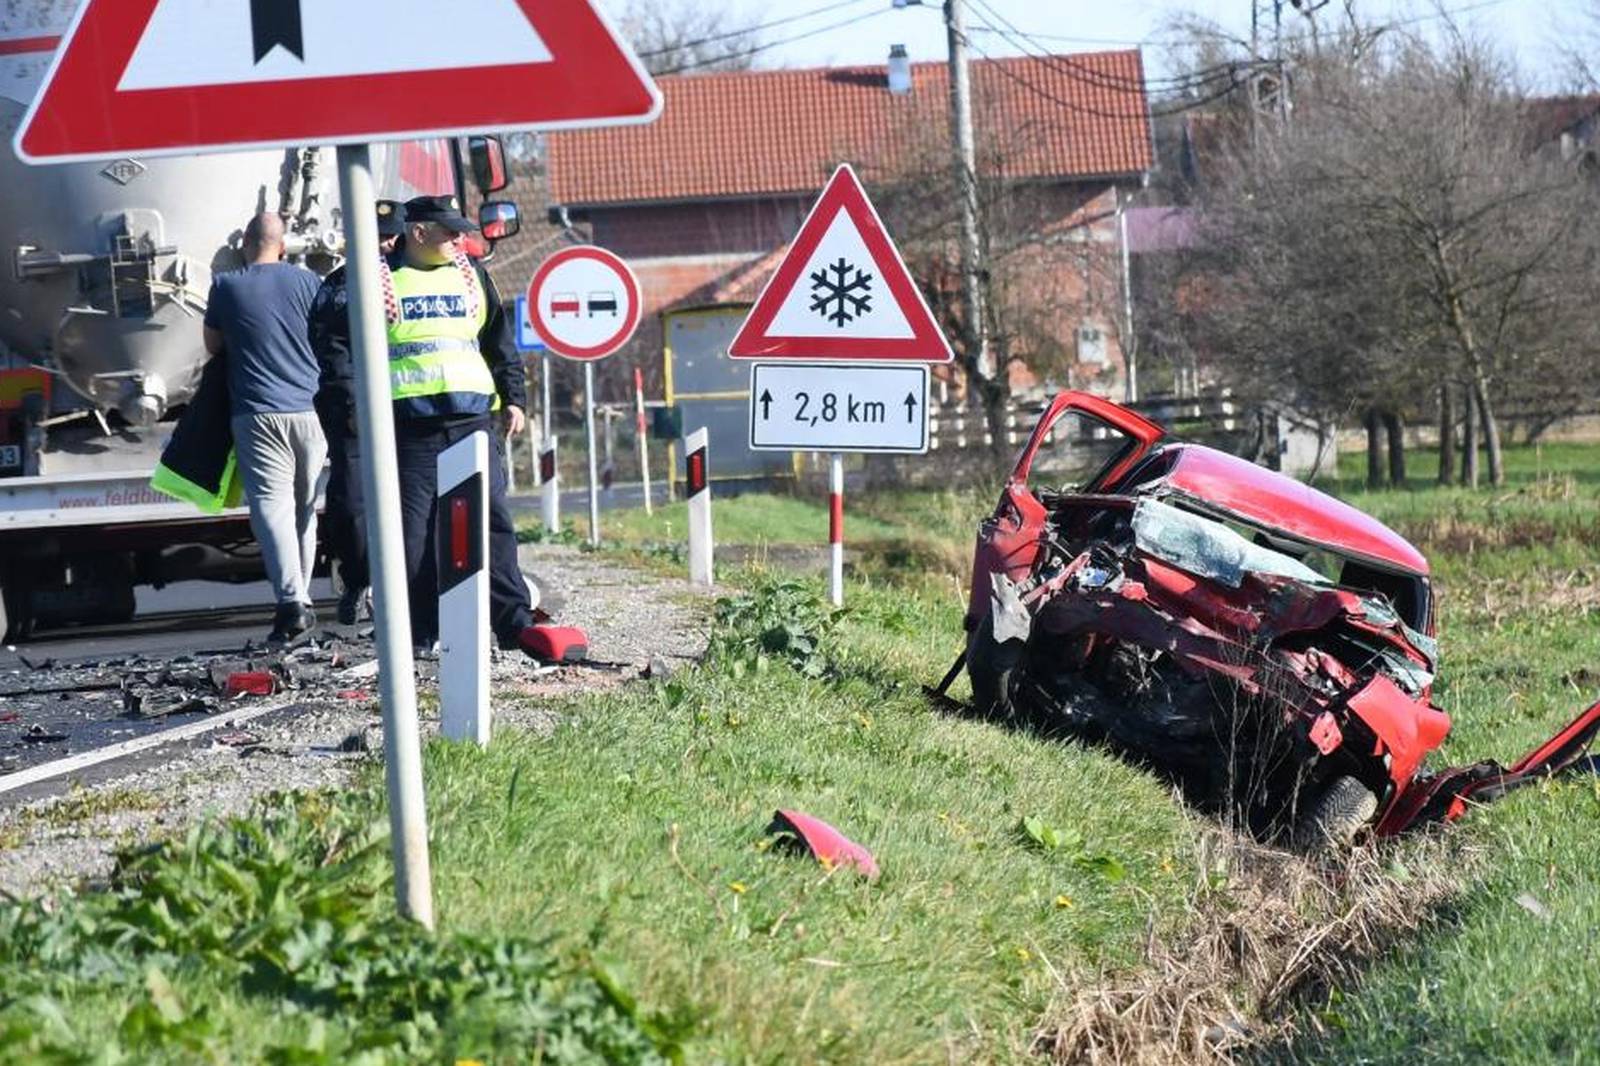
[478,201,521,242]
[468,136,509,194]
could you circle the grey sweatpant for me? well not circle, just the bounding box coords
[232,412,327,606]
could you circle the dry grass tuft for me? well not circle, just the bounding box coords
[1034,819,1479,1064]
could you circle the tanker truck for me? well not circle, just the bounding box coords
[0,31,521,641]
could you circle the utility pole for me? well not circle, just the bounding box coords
[943,0,990,381]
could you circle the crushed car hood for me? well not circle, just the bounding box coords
[1155,446,1430,576]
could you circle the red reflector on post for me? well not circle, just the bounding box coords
[687,448,707,496]
[451,497,469,572]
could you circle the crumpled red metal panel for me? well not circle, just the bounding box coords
[771,809,880,880]
[1345,673,1452,787]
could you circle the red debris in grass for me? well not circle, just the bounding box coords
[770,809,880,879]
[336,690,371,701]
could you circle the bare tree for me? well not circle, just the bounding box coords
[1152,20,1600,487]
[617,0,760,77]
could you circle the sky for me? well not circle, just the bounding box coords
[598,0,1594,88]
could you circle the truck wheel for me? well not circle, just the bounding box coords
[1294,775,1379,852]
[966,614,1025,720]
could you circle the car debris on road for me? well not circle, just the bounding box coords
[940,391,1600,848]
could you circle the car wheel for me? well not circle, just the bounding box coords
[1294,775,1379,852]
[966,613,1026,719]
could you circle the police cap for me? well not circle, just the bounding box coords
[403,194,475,234]
[375,199,407,237]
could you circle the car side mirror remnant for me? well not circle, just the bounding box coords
[468,135,509,195]
[479,201,520,242]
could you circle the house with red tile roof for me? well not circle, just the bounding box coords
[536,49,1153,400]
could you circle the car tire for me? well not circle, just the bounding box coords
[966,613,1026,719]
[1294,775,1379,852]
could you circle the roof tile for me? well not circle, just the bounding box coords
[549,50,1154,206]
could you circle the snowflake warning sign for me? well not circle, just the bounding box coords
[728,164,953,363]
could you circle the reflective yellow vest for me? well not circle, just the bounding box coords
[383,258,497,420]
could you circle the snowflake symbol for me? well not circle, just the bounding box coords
[809,257,874,328]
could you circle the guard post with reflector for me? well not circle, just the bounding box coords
[437,431,490,746]
[685,427,712,586]
[539,435,559,534]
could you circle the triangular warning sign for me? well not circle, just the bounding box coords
[16,0,660,164]
[729,164,953,363]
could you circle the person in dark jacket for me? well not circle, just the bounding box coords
[308,200,406,624]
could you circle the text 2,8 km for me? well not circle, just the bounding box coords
[793,391,888,426]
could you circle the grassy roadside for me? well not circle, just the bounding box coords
[1265,444,1600,1063]
[2,442,1595,1062]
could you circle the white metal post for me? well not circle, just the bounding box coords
[634,366,653,515]
[437,431,490,747]
[829,453,844,607]
[584,362,601,547]
[540,435,559,533]
[335,144,432,930]
[686,427,712,586]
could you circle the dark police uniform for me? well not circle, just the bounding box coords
[309,200,409,621]
[382,195,534,649]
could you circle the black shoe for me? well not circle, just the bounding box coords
[267,602,316,646]
[337,585,370,626]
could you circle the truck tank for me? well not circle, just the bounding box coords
[0,94,340,426]
[0,29,484,641]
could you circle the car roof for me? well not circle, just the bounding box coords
[1155,445,1430,576]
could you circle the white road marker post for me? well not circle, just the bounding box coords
[686,427,712,586]
[584,362,601,547]
[829,453,844,606]
[436,431,490,746]
[336,143,432,930]
[634,366,653,515]
[540,435,559,534]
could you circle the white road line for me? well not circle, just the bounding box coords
[0,698,301,797]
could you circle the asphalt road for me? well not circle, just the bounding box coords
[1,480,672,667]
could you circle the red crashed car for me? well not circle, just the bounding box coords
[959,392,1600,846]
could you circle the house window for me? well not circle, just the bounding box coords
[1077,325,1108,366]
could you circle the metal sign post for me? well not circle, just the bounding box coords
[584,363,601,547]
[336,144,432,929]
[829,453,844,606]
[634,366,653,515]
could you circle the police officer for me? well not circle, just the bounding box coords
[383,194,585,661]
[309,200,407,624]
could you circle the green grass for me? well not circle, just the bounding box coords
[7,438,1598,1062]
[421,579,1195,1061]
[1273,441,1600,1064]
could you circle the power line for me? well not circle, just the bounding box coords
[966,0,1242,92]
[653,5,892,75]
[966,37,1246,122]
[635,0,876,60]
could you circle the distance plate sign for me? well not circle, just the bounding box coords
[749,363,928,454]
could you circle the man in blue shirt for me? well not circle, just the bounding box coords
[203,212,326,644]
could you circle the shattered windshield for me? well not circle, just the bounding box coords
[1131,499,1332,589]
